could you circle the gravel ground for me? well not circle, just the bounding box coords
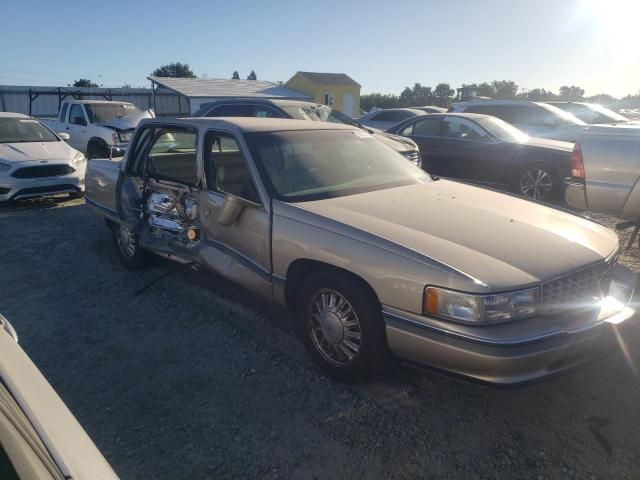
[1,197,639,479]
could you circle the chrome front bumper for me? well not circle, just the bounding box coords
[384,264,637,385]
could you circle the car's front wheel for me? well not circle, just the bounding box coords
[111,222,149,269]
[515,163,558,201]
[298,270,389,383]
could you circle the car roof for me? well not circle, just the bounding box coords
[454,99,543,107]
[396,112,490,122]
[0,112,30,118]
[198,98,318,108]
[144,117,360,133]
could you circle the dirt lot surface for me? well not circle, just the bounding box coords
[1,197,639,479]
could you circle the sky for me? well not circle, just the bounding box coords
[1,0,638,98]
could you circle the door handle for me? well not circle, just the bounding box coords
[66,127,70,130]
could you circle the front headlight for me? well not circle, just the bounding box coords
[424,286,539,324]
[0,162,10,172]
[72,152,86,165]
[118,131,132,142]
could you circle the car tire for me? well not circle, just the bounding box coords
[111,222,149,270]
[87,139,109,160]
[298,270,389,383]
[514,162,559,201]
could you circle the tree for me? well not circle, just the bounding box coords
[232,71,240,80]
[559,85,585,101]
[247,70,257,80]
[524,88,557,101]
[151,62,196,78]
[433,83,455,107]
[360,93,400,111]
[587,93,617,105]
[491,80,518,99]
[73,78,98,88]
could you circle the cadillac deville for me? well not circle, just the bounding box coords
[85,118,636,384]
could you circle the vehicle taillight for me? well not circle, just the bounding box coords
[570,142,585,179]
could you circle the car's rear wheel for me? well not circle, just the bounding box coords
[515,163,558,201]
[298,270,389,382]
[111,222,149,269]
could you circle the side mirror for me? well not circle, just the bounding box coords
[58,132,70,141]
[218,193,260,226]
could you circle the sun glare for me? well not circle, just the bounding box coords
[579,0,640,63]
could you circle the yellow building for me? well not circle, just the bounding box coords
[285,71,361,118]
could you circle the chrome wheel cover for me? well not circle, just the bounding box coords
[520,168,553,200]
[308,289,362,367]
[116,224,136,259]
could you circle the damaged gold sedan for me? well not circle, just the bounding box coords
[85,118,636,384]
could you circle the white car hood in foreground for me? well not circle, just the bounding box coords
[295,180,619,290]
[0,141,76,165]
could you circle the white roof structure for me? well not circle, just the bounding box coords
[148,76,310,100]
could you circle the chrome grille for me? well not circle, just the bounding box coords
[402,150,421,166]
[540,260,614,313]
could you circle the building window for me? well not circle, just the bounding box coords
[323,93,334,106]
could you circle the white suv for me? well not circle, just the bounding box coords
[449,100,586,142]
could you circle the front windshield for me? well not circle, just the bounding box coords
[280,105,359,126]
[246,129,429,201]
[85,103,140,123]
[475,116,529,143]
[539,103,587,126]
[0,117,59,143]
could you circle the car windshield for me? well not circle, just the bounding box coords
[280,105,359,126]
[474,116,529,143]
[0,117,59,143]
[538,103,587,126]
[84,103,140,123]
[246,129,429,201]
[581,104,628,123]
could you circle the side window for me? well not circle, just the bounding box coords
[442,117,490,142]
[252,106,282,118]
[208,104,254,117]
[69,104,86,126]
[371,111,400,122]
[146,129,198,185]
[400,124,414,136]
[204,132,260,203]
[59,103,69,123]
[530,106,559,126]
[395,111,415,121]
[412,118,441,136]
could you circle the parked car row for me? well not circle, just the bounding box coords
[82,116,637,385]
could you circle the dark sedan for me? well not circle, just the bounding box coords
[387,113,574,201]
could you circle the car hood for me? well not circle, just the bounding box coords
[97,110,153,130]
[0,141,76,164]
[522,137,573,152]
[293,180,618,290]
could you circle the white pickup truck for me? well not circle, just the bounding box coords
[43,100,154,158]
